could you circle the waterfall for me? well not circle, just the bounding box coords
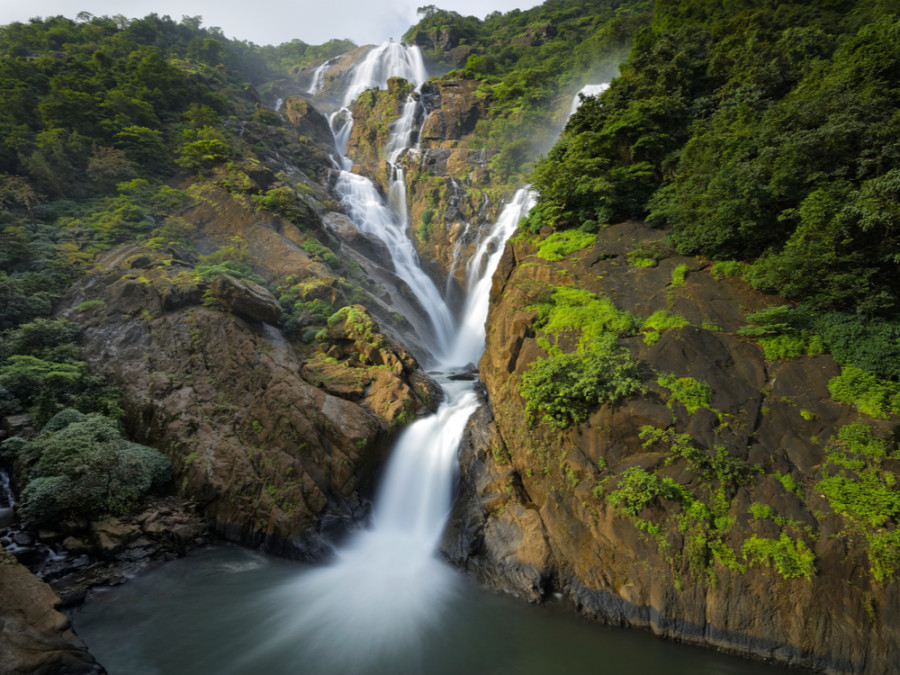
[343,42,427,106]
[328,41,453,358]
[570,82,609,115]
[258,42,534,672]
[307,61,331,95]
[442,189,535,368]
[334,171,455,354]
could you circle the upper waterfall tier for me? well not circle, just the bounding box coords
[343,42,428,106]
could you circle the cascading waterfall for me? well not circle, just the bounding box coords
[343,42,427,107]
[247,42,535,672]
[329,42,454,358]
[307,61,331,95]
[442,189,535,368]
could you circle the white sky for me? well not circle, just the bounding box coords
[0,1,542,46]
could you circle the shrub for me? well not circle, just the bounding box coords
[827,366,900,419]
[657,374,713,414]
[710,260,748,280]
[813,312,900,380]
[12,409,170,526]
[742,533,816,580]
[608,466,686,517]
[519,337,645,428]
[738,304,824,360]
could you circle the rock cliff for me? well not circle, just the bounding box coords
[59,230,437,557]
[444,221,900,674]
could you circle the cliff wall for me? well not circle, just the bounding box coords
[444,221,900,674]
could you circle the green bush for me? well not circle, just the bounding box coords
[12,409,170,526]
[657,374,713,414]
[813,312,900,379]
[739,304,824,360]
[827,366,900,418]
[742,533,816,580]
[608,466,686,517]
[519,336,645,428]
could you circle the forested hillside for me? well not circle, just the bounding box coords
[526,0,900,412]
[2,2,900,672]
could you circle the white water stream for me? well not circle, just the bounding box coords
[262,42,531,670]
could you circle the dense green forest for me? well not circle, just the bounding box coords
[0,13,356,522]
[525,0,900,413]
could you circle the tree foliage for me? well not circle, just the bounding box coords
[529,1,900,317]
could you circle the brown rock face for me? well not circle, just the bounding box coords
[445,221,900,673]
[208,275,282,323]
[60,241,437,559]
[0,548,104,674]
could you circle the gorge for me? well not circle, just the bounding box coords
[1,3,899,674]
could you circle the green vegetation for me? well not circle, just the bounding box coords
[738,305,825,361]
[534,230,596,262]
[742,533,816,581]
[815,424,900,582]
[670,264,690,288]
[528,0,900,334]
[828,366,900,419]
[710,261,747,281]
[0,318,121,425]
[520,286,644,428]
[656,374,713,415]
[606,427,755,577]
[520,337,644,428]
[1,409,170,525]
[642,310,689,345]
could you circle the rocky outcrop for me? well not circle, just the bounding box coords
[0,548,104,674]
[207,275,282,323]
[59,226,437,559]
[445,221,900,674]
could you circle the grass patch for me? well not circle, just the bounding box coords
[535,230,597,262]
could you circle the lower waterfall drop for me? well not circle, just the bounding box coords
[243,193,534,673]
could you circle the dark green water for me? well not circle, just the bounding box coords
[72,545,794,675]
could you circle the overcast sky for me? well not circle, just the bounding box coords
[0,1,542,46]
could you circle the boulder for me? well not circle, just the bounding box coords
[208,274,283,324]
